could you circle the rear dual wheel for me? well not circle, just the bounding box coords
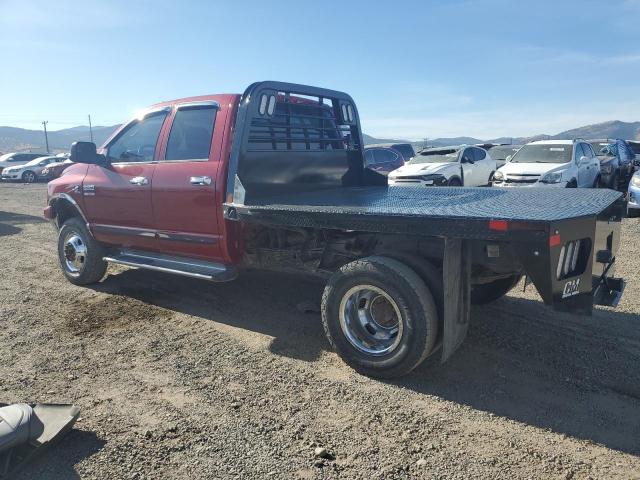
[470,275,521,305]
[321,256,439,378]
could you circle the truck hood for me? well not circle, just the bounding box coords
[389,162,458,177]
[498,161,567,176]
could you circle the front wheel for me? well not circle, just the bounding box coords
[57,217,107,285]
[321,256,439,378]
[448,178,462,187]
[21,171,36,183]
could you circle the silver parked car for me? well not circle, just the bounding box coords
[1,156,60,183]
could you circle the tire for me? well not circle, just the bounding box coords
[566,179,577,188]
[21,171,36,183]
[471,275,521,305]
[384,253,443,320]
[57,217,107,285]
[448,177,462,187]
[321,256,439,378]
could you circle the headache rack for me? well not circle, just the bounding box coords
[246,94,360,152]
[226,81,370,205]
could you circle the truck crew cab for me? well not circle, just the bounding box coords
[45,81,626,378]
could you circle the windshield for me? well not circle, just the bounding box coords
[510,144,572,163]
[409,148,459,164]
[490,146,520,161]
[589,142,612,156]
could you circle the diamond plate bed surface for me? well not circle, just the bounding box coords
[233,186,622,222]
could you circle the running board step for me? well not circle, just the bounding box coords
[103,251,237,282]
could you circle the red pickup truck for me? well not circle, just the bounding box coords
[45,81,626,378]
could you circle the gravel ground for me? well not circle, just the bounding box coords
[1,182,639,480]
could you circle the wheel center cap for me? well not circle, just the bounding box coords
[369,295,397,328]
[64,243,76,261]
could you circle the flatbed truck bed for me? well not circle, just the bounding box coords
[226,185,622,237]
[47,80,627,378]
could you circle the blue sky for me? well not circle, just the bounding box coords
[1,0,639,140]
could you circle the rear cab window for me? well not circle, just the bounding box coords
[165,104,217,161]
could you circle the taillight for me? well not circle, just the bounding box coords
[556,239,589,279]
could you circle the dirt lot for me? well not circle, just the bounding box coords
[1,183,639,479]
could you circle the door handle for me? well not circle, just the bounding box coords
[190,176,212,186]
[130,176,149,185]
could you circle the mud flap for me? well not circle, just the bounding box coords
[441,238,472,363]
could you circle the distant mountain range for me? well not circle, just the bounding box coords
[1,120,639,154]
[0,125,119,153]
[364,120,640,148]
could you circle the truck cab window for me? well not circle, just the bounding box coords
[165,107,217,160]
[107,112,167,163]
[473,147,486,161]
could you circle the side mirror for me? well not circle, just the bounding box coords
[70,141,106,165]
[462,156,474,164]
[579,155,589,165]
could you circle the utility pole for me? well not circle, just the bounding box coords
[42,120,49,153]
[88,114,94,143]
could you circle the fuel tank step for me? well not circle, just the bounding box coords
[103,250,237,282]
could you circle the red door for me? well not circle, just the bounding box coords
[82,109,169,251]
[151,99,225,261]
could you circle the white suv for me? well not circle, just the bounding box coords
[493,140,600,188]
[388,145,495,187]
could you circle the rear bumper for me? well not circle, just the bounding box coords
[548,198,625,312]
[509,194,626,314]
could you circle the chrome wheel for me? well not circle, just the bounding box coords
[62,232,87,276]
[339,285,403,356]
[22,171,36,183]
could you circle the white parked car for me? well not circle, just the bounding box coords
[387,145,496,187]
[493,140,600,188]
[0,155,60,183]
